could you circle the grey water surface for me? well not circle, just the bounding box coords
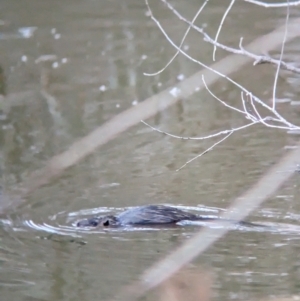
[1,0,300,300]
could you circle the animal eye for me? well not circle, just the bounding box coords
[103,219,109,226]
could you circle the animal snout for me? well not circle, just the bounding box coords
[77,217,100,227]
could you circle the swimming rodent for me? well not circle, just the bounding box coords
[76,205,262,228]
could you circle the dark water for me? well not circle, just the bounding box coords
[1,0,300,300]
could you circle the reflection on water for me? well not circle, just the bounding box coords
[1,0,300,301]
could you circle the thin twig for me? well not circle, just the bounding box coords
[146,0,299,131]
[144,0,210,76]
[158,0,300,74]
[202,76,251,118]
[141,120,257,141]
[244,0,300,8]
[158,0,300,128]
[176,132,233,171]
[272,0,290,110]
[213,0,235,61]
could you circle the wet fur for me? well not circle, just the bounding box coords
[77,205,220,227]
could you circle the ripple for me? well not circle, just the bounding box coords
[21,207,135,236]
[0,279,35,287]
[23,219,79,236]
[19,204,294,238]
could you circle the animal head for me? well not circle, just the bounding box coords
[77,215,118,227]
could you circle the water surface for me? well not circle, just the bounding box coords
[1,1,300,301]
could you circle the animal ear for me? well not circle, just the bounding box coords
[103,219,110,226]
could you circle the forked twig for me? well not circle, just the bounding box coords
[144,0,210,76]
[144,0,300,162]
[158,0,300,75]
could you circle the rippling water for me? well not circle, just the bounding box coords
[20,205,220,235]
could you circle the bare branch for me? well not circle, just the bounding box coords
[145,0,299,129]
[144,0,300,171]
[159,0,300,74]
[213,0,235,61]
[176,132,233,171]
[272,1,290,110]
[244,0,300,8]
[253,56,300,74]
[141,120,258,141]
[202,76,252,118]
[144,0,210,76]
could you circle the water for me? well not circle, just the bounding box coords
[1,0,300,300]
